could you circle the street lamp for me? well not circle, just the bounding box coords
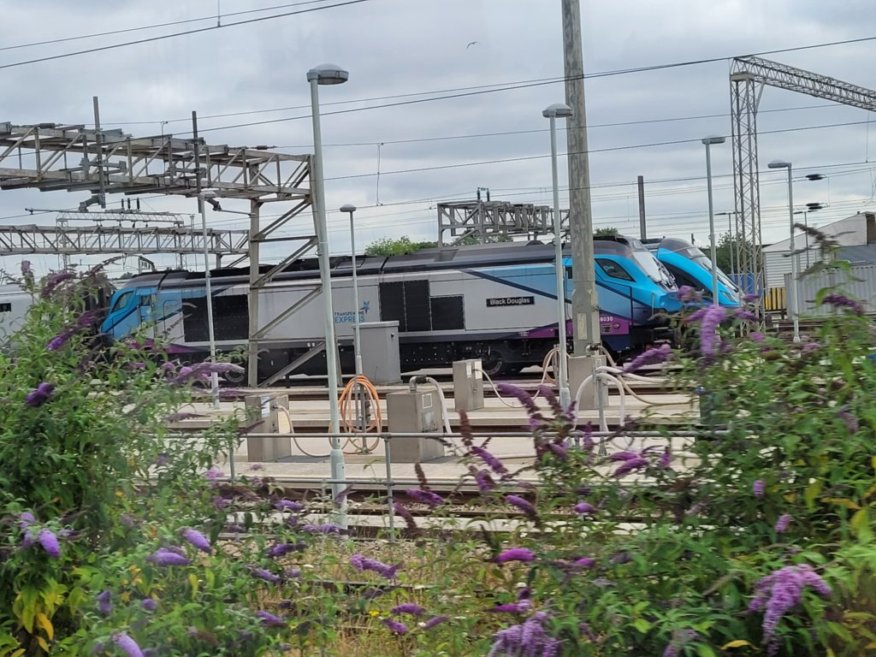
[543,102,573,410]
[794,203,826,270]
[768,160,800,342]
[340,204,362,376]
[199,189,221,409]
[308,63,348,523]
[702,136,726,303]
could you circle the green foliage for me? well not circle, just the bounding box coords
[364,236,438,256]
[716,231,760,274]
[594,227,620,237]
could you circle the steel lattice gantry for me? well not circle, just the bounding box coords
[0,122,315,385]
[729,56,876,296]
[437,200,569,243]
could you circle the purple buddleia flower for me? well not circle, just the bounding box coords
[172,361,245,385]
[608,450,640,461]
[47,326,77,351]
[774,514,792,534]
[494,548,535,564]
[181,528,211,554]
[471,445,508,475]
[350,553,400,579]
[38,529,60,558]
[749,564,831,655]
[96,590,112,616]
[284,567,302,579]
[383,619,408,635]
[405,488,444,507]
[677,285,703,303]
[497,383,541,416]
[572,556,596,570]
[266,542,306,558]
[141,598,157,612]
[821,293,864,315]
[662,643,679,657]
[734,309,758,322]
[422,615,449,630]
[505,494,538,521]
[273,498,304,512]
[41,271,75,298]
[18,512,35,531]
[546,441,567,459]
[300,523,344,535]
[574,502,595,516]
[203,467,222,481]
[21,260,32,276]
[473,469,496,493]
[753,480,765,498]
[488,612,557,657]
[699,305,727,357]
[487,601,532,614]
[683,307,709,324]
[613,457,648,477]
[250,567,281,583]
[837,407,859,433]
[391,603,425,616]
[112,633,144,657]
[802,341,820,353]
[623,343,672,373]
[25,382,55,407]
[393,502,418,531]
[147,548,190,567]
[212,496,230,510]
[255,611,285,627]
[750,331,766,343]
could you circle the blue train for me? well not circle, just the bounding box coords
[101,237,682,379]
[644,237,740,307]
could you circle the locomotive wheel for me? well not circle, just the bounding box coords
[482,346,518,378]
[223,364,247,385]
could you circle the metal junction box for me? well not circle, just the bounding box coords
[453,359,484,412]
[244,393,292,462]
[359,321,401,384]
[386,389,445,462]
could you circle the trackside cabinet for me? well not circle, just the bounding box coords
[359,321,401,384]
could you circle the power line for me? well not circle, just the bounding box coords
[0,0,337,53]
[0,0,374,71]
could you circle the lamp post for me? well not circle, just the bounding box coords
[340,204,362,376]
[543,102,573,410]
[199,189,221,409]
[768,160,800,342]
[702,136,726,304]
[308,63,348,523]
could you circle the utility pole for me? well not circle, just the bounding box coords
[562,0,604,411]
[637,175,646,240]
[562,0,600,353]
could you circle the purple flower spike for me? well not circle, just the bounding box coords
[471,445,508,475]
[473,469,495,493]
[350,553,401,579]
[112,633,144,657]
[572,556,596,569]
[613,457,648,477]
[38,529,61,558]
[496,383,540,416]
[505,495,538,520]
[608,451,640,462]
[623,343,672,373]
[487,601,532,614]
[574,502,595,516]
[494,548,536,564]
[405,488,444,507]
[266,542,306,558]
[750,331,765,343]
[774,514,792,534]
[256,610,286,627]
[273,498,304,512]
[250,567,281,583]
[422,615,449,630]
[47,327,77,351]
[141,598,157,612]
[96,590,112,616]
[383,619,408,635]
[181,528,211,554]
[18,512,35,531]
[25,382,55,407]
[147,548,191,567]
[821,293,864,315]
[699,305,727,357]
[753,480,765,499]
[391,603,425,616]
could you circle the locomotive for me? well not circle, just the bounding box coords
[100,236,683,379]
[644,237,741,307]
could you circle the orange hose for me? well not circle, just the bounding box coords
[338,374,382,454]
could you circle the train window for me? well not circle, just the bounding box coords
[112,291,134,311]
[139,294,155,306]
[0,303,10,312]
[379,280,432,332]
[183,295,249,341]
[430,296,464,331]
[596,259,634,281]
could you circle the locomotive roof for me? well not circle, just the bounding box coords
[118,238,639,287]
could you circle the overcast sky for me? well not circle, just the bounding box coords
[2,0,876,276]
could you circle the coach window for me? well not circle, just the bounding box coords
[112,291,134,311]
[596,258,634,281]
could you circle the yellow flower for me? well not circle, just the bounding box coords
[369,609,380,618]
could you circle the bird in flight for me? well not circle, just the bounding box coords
[466,41,479,49]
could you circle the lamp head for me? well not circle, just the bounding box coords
[307,64,349,85]
[542,103,573,119]
[340,204,357,214]
[701,135,725,145]
[768,160,791,169]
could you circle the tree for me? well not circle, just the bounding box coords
[715,232,760,274]
[364,236,438,256]
[594,227,620,237]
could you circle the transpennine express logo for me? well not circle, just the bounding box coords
[334,300,370,324]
